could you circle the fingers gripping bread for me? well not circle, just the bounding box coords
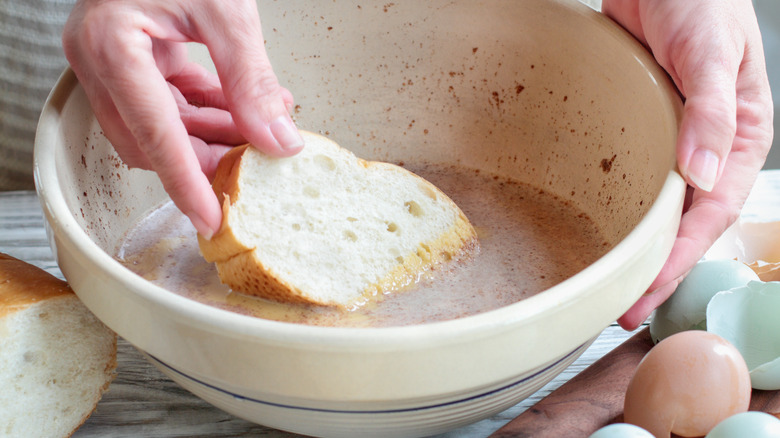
[0,253,117,438]
[198,131,478,307]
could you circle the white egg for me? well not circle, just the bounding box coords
[707,281,780,390]
[588,423,654,438]
[706,411,780,438]
[649,259,759,343]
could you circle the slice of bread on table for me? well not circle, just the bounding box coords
[199,131,478,307]
[0,253,116,438]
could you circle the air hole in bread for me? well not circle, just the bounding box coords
[405,201,424,217]
[343,231,358,242]
[347,217,358,222]
[314,154,337,171]
[440,251,453,262]
[292,223,301,231]
[419,183,438,200]
[386,222,398,233]
[303,186,320,198]
[417,243,432,261]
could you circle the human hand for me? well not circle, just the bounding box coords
[601,0,774,330]
[62,0,304,239]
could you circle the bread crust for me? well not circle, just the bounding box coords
[0,253,73,317]
[198,144,254,263]
[198,132,479,307]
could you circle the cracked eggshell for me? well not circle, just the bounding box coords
[706,221,780,263]
[707,220,780,282]
[747,260,780,282]
[707,281,780,390]
[649,259,759,344]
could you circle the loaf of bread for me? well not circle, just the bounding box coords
[199,131,478,307]
[0,253,117,438]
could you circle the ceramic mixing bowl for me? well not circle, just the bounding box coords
[34,0,685,436]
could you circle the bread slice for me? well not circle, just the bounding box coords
[198,131,478,307]
[0,253,117,438]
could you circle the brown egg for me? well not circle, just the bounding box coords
[623,331,751,438]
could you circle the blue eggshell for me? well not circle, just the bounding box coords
[589,423,654,438]
[707,281,780,390]
[705,411,780,437]
[649,259,759,343]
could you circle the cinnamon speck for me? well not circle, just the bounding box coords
[600,154,617,173]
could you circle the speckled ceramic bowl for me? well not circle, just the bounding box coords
[34,1,684,436]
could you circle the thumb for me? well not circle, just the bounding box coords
[195,1,304,156]
[676,64,739,192]
[649,3,745,192]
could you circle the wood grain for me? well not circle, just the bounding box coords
[751,390,780,418]
[490,327,654,437]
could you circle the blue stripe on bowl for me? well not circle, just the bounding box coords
[147,342,585,415]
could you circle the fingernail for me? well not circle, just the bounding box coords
[686,148,720,192]
[270,115,304,151]
[190,213,215,240]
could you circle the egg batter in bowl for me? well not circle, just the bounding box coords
[116,162,612,327]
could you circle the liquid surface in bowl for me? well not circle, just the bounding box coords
[115,164,612,327]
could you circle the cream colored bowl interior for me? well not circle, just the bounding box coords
[35,0,684,433]
[49,0,680,250]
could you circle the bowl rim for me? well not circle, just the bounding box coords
[34,1,686,350]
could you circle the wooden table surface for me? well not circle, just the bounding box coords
[8,167,780,437]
